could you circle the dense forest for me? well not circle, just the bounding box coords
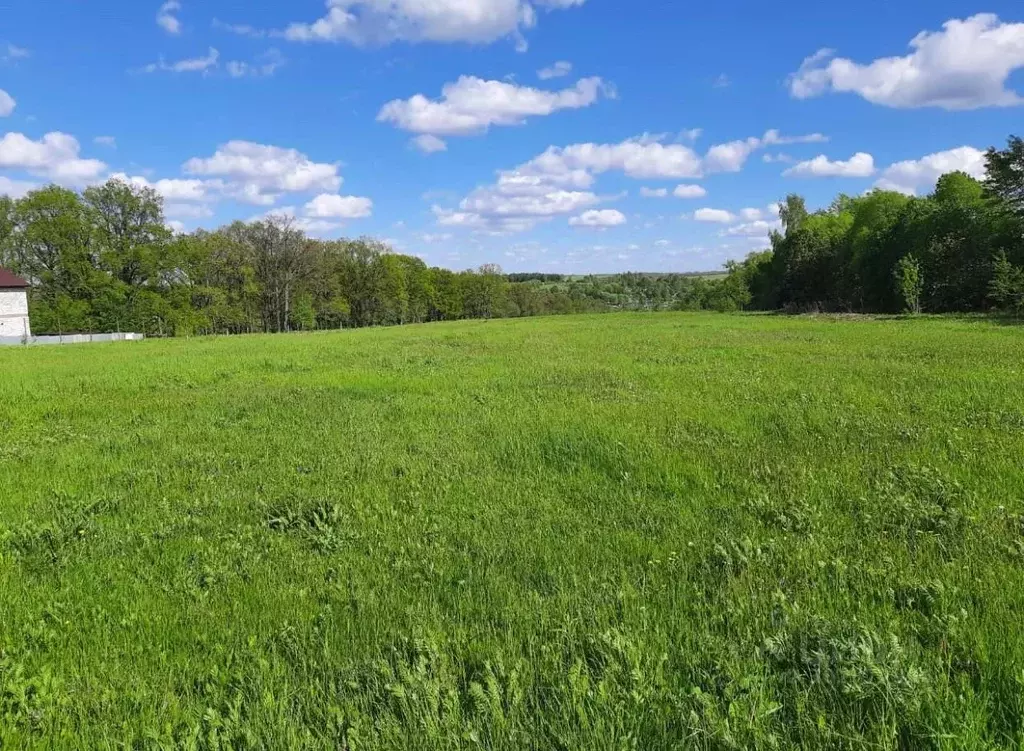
[2,135,1022,337]
[722,135,1024,316]
[0,186,586,337]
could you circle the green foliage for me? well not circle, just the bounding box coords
[934,170,985,204]
[777,208,855,310]
[0,181,638,336]
[2,313,1024,747]
[763,618,930,742]
[506,273,565,283]
[985,135,1024,215]
[530,272,739,313]
[844,190,913,310]
[83,178,171,289]
[0,176,810,337]
[778,193,808,235]
[895,254,923,314]
[717,135,1024,314]
[989,250,1024,315]
[289,292,318,331]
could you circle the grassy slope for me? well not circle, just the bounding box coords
[1,313,1023,749]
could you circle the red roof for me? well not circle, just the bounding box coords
[0,268,29,288]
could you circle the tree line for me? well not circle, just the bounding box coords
[721,135,1024,316]
[0,178,764,337]
[0,183,617,337]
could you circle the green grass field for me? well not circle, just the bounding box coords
[2,313,1023,749]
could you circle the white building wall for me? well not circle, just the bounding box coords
[0,289,31,339]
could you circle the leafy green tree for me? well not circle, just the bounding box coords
[988,250,1024,314]
[934,171,985,204]
[917,175,995,312]
[708,262,753,311]
[778,194,808,236]
[894,255,923,314]
[327,239,388,327]
[462,265,508,319]
[289,292,318,331]
[234,216,312,332]
[83,178,170,288]
[398,254,434,323]
[843,191,913,310]
[430,268,464,320]
[28,293,92,335]
[13,186,101,330]
[719,251,774,310]
[985,135,1024,214]
[183,230,261,334]
[378,252,410,325]
[773,208,853,310]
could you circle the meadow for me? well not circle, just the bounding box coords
[1,313,1023,749]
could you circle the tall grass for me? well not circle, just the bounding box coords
[1,313,1023,748]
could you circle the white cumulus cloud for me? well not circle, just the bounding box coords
[412,134,448,153]
[107,172,215,203]
[431,129,824,234]
[789,14,1024,110]
[304,193,373,218]
[702,137,760,174]
[378,75,610,137]
[732,204,780,222]
[164,203,214,220]
[701,129,829,174]
[183,140,342,205]
[724,219,781,238]
[698,129,825,174]
[433,162,600,233]
[225,50,286,78]
[673,184,706,198]
[693,208,736,223]
[532,129,825,181]
[538,60,572,79]
[569,208,626,227]
[281,0,586,47]
[760,129,829,146]
[783,152,876,178]
[531,136,704,180]
[0,176,37,198]
[640,187,668,198]
[249,206,351,237]
[157,1,182,34]
[0,89,15,117]
[0,132,106,184]
[874,146,987,195]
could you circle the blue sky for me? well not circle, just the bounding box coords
[2,1,1023,272]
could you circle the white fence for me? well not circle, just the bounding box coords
[0,332,145,346]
